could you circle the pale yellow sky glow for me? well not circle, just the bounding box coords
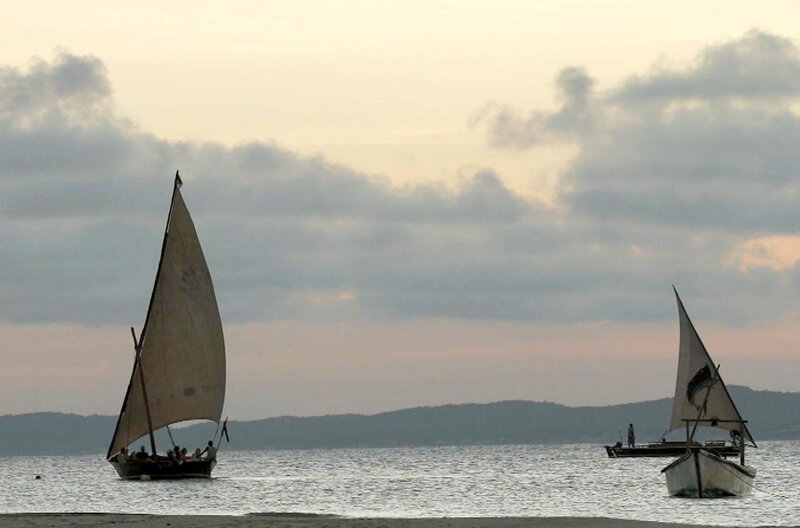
[3,1,798,194]
[3,1,800,418]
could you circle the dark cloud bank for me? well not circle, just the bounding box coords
[4,32,800,325]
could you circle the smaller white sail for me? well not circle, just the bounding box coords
[667,289,754,445]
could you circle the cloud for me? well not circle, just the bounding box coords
[0,52,561,325]
[477,30,800,235]
[615,30,800,103]
[4,41,800,327]
[0,52,111,126]
[467,29,800,321]
[472,67,596,148]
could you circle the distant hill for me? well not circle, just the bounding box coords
[1,386,799,456]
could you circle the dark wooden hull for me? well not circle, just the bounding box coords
[605,442,740,458]
[110,458,216,480]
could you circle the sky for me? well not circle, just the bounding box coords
[2,1,800,420]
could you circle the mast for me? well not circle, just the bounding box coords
[132,327,157,456]
[106,172,182,459]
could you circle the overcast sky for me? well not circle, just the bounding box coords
[2,2,800,419]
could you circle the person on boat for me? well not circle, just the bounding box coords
[117,447,129,463]
[180,447,189,461]
[627,423,635,447]
[201,440,217,461]
[191,448,203,460]
[134,446,149,460]
[730,429,740,446]
[167,449,177,463]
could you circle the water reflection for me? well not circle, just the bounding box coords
[0,442,797,526]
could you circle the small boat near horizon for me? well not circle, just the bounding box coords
[660,287,756,498]
[604,439,740,458]
[106,172,227,480]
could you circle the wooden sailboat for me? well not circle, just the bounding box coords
[661,288,756,498]
[107,172,226,480]
[604,440,739,459]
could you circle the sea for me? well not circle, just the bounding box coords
[1,442,798,526]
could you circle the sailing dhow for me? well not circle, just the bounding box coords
[107,172,226,479]
[661,288,756,498]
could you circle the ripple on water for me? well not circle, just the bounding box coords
[0,442,798,526]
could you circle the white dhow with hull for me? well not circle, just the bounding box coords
[663,447,755,498]
[661,288,756,498]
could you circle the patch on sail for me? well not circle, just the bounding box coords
[687,365,716,410]
[183,387,196,396]
[180,266,213,298]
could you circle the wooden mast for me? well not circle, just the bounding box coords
[740,420,745,465]
[131,327,157,456]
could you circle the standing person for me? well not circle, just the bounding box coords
[202,440,217,461]
[627,423,636,447]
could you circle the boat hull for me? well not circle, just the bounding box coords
[110,459,216,480]
[605,441,740,458]
[662,448,755,498]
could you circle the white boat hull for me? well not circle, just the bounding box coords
[662,448,755,498]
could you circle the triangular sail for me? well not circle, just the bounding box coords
[667,288,755,446]
[107,179,225,458]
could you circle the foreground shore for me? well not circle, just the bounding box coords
[0,514,766,528]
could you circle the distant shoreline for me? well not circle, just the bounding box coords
[0,514,742,528]
[3,386,800,456]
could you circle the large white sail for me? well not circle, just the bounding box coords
[667,289,754,445]
[108,180,225,458]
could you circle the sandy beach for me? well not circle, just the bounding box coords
[0,514,765,528]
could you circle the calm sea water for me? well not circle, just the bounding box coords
[1,443,798,525]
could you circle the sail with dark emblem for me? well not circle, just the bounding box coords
[667,288,754,445]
